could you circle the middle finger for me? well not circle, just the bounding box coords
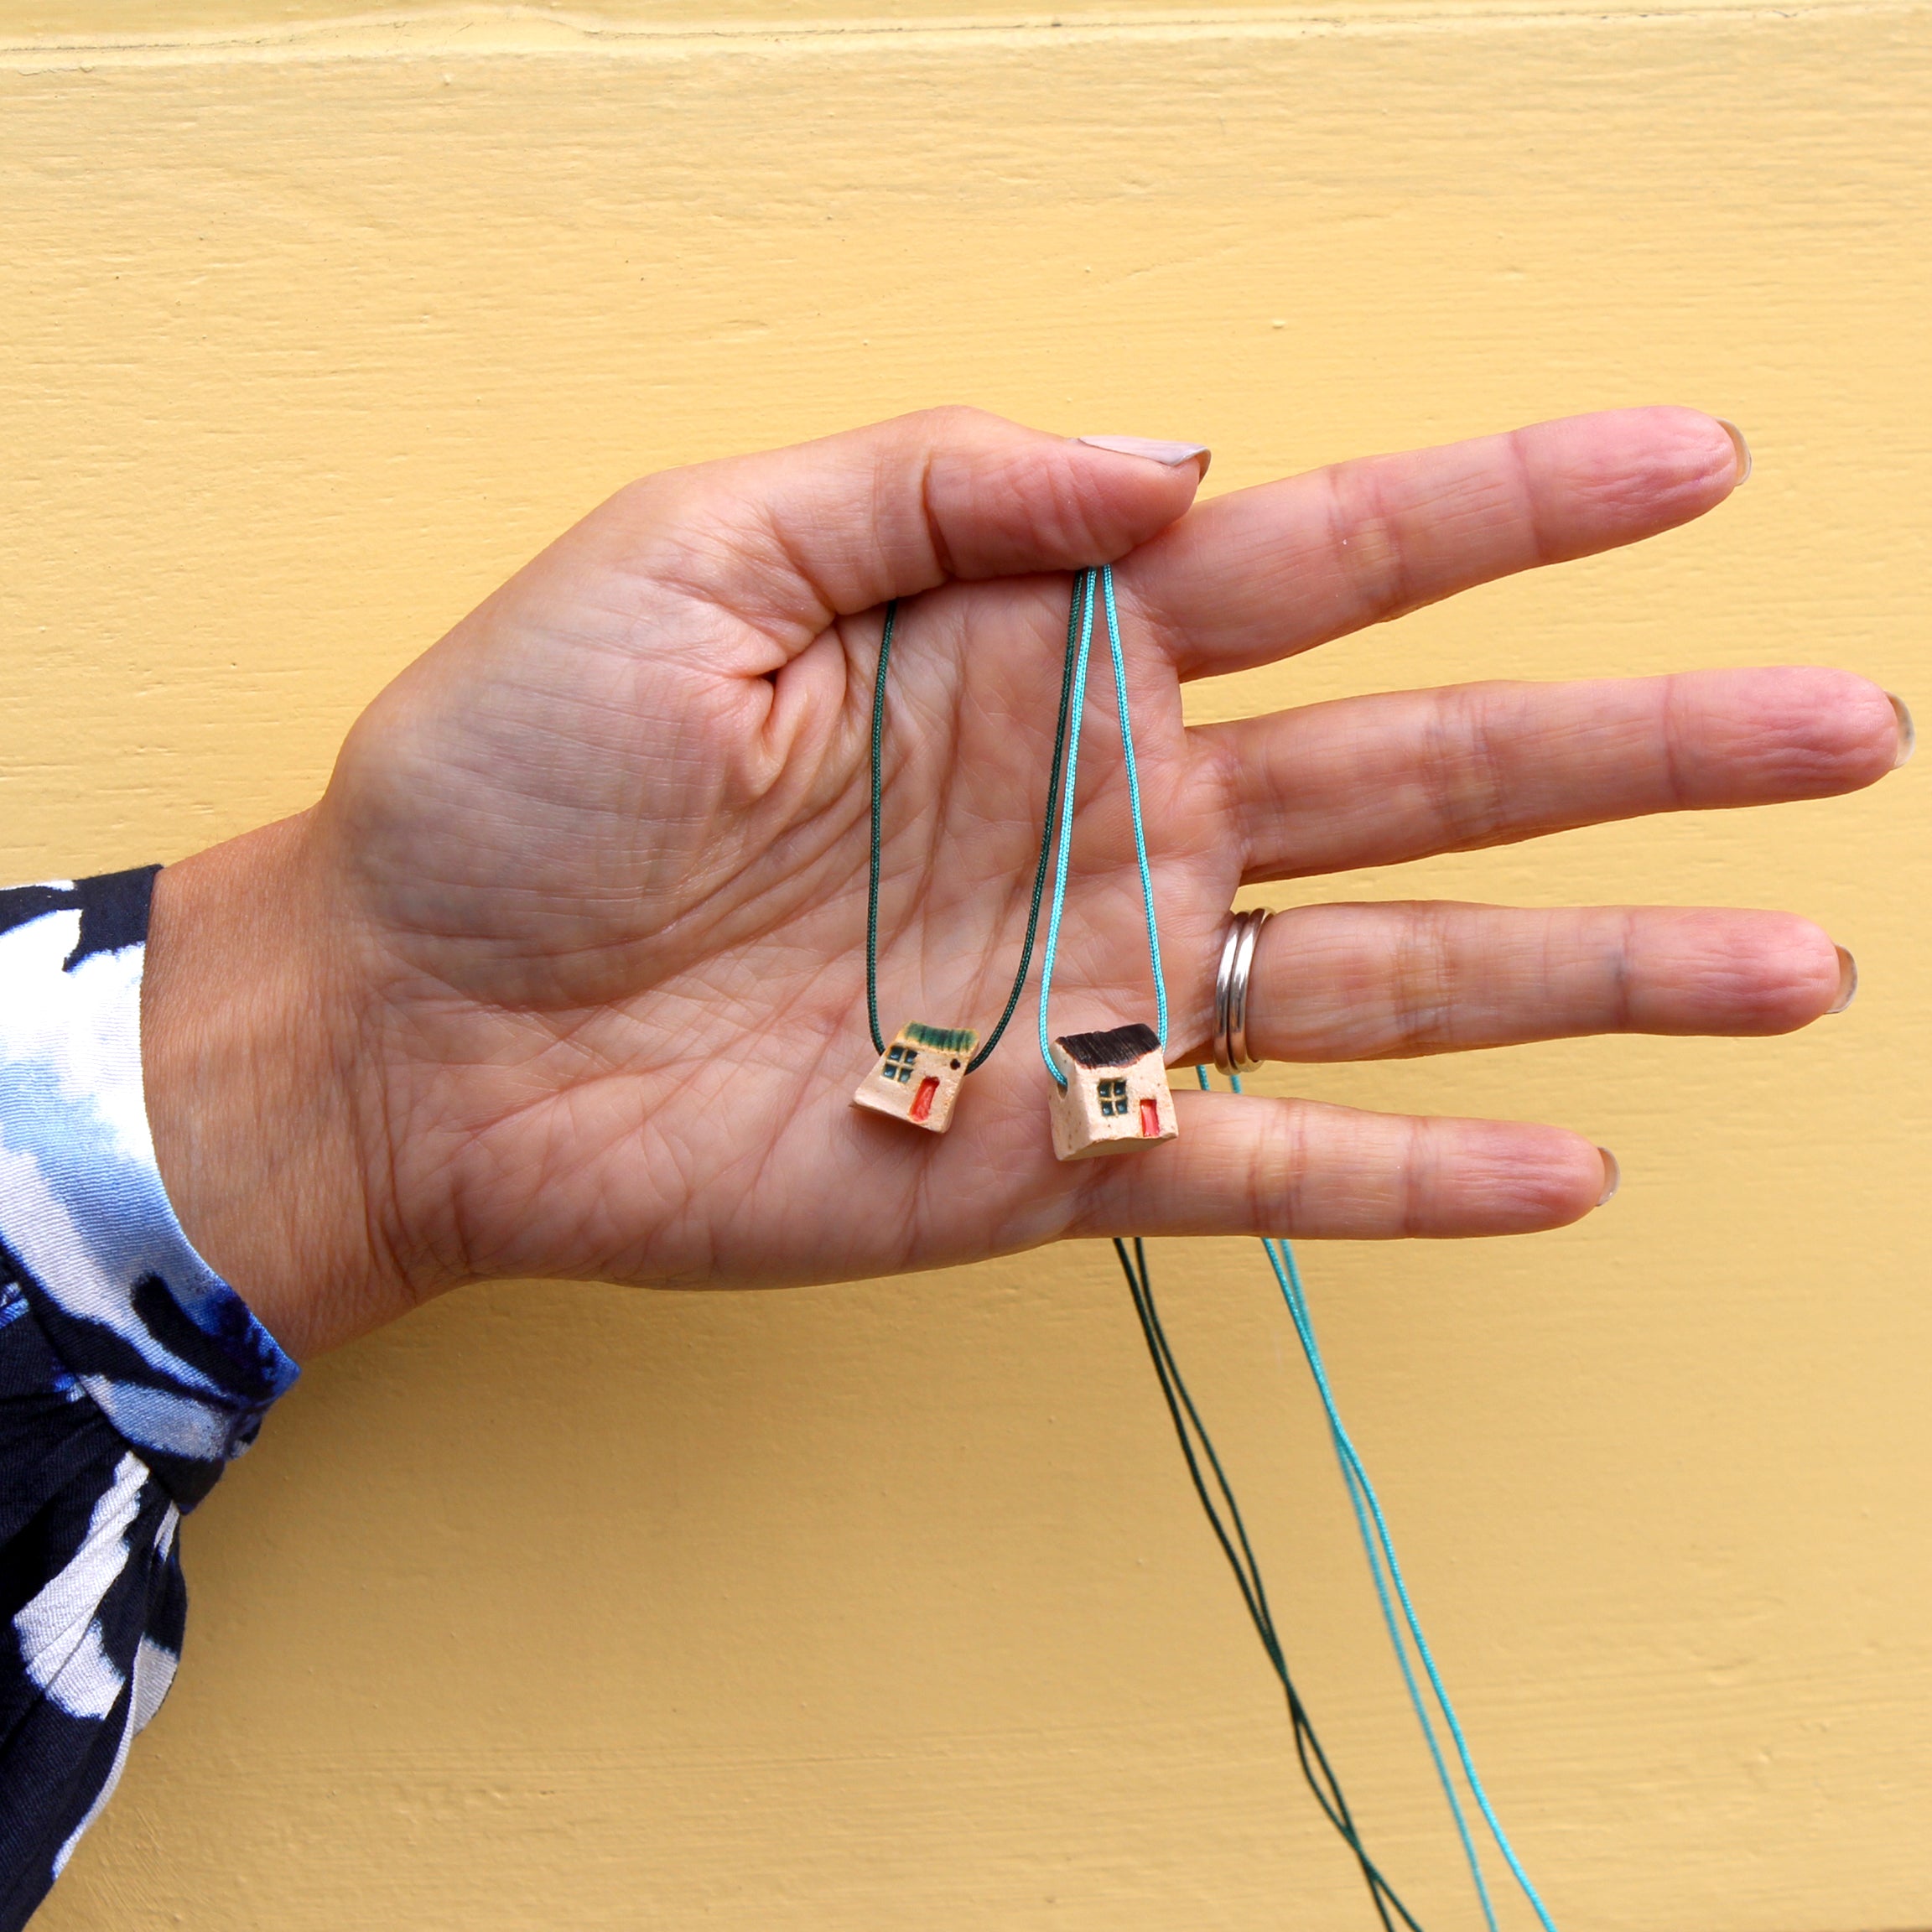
[1197,667,1902,881]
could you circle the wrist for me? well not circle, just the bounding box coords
[141,814,406,1360]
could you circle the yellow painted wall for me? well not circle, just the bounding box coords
[3,2,1928,1924]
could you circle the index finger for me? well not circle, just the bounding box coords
[1128,407,1748,680]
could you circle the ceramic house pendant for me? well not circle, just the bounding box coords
[853,1021,979,1135]
[1046,1021,1178,1161]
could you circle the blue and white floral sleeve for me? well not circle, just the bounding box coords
[0,866,299,1929]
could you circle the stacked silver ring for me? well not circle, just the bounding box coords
[1212,906,1270,1074]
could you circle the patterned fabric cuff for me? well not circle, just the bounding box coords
[0,867,299,1511]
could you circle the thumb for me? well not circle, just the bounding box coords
[609,406,1211,637]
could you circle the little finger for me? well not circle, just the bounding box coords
[1062,1092,1613,1241]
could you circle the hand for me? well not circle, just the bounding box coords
[140,408,1903,1358]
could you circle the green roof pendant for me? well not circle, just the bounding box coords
[1036,566,1176,1162]
[853,1021,979,1135]
[852,583,1083,1136]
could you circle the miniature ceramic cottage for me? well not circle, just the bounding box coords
[852,1021,979,1134]
[1046,1021,1177,1161]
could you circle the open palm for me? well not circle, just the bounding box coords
[149,408,1899,1357]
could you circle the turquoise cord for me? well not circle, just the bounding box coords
[1026,559,1546,1922]
[1036,565,1170,1087]
[1035,570,1096,1085]
[1322,1386,1500,1932]
[1256,1218,1501,1932]
[1194,1067,1557,1932]
[1264,1223,1559,1932]
[1100,564,1171,1057]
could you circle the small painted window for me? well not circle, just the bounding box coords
[885,1044,917,1084]
[1098,1077,1129,1118]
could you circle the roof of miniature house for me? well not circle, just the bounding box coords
[901,1021,978,1053]
[1054,1022,1161,1069]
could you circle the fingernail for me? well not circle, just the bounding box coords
[1888,692,1915,768]
[1714,418,1752,486]
[1076,434,1212,478]
[1828,945,1857,1015]
[1596,1148,1620,1207]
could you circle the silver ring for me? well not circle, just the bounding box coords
[1213,907,1270,1074]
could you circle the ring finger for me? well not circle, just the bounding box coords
[1166,900,1854,1066]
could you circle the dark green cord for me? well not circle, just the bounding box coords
[864,600,898,1057]
[1114,1238,1426,1932]
[865,587,1083,1070]
[863,596,1418,1924]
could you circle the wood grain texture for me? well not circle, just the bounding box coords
[2,2,1929,1925]
[1,0,1888,46]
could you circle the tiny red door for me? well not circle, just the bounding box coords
[1140,1097,1161,1137]
[911,1076,940,1123]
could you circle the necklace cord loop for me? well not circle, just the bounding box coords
[865,585,1083,1072]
